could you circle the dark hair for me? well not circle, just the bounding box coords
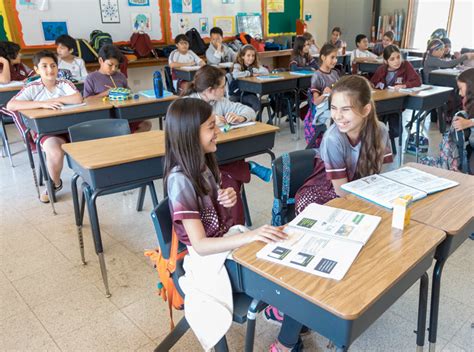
[318,43,337,64]
[0,41,21,61]
[382,44,401,61]
[441,37,451,46]
[210,27,223,37]
[55,34,76,50]
[174,34,189,44]
[332,27,342,35]
[98,44,124,63]
[383,31,394,41]
[355,34,367,45]
[292,35,310,59]
[235,44,261,69]
[182,65,225,95]
[457,68,474,118]
[423,39,444,64]
[331,75,385,178]
[164,98,219,197]
[302,32,313,42]
[33,50,58,66]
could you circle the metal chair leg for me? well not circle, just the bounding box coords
[416,272,429,351]
[0,118,13,167]
[241,185,252,227]
[154,318,190,352]
[71,173,86,265]
[214,336,229,352]
[136,185,147,212]
[244,299,263,352]
[24,133,40,198]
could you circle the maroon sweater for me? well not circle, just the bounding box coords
[371,61,421,89]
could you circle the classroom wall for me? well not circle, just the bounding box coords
[380,0,408,15]
[327,0,372,50]
[303,0,329,47]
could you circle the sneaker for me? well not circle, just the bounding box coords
[264,305,284,325]
[39,179,63,204]
[249,161,272,182]
[269,338,303,352]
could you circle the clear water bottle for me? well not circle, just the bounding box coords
[153,70,164,98]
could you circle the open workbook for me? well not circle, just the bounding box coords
[341,166,459,209]
[256,203,381,280]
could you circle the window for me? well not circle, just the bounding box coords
[449,0,474,51]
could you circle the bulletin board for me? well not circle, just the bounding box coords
[265,0,302,36]
[165,0,262,41]
[10,0,165,48]
[0,1,13,41]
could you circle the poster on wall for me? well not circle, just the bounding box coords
[199,17,208,34]
[128,0,149,5]
[100,0,121,23]
[267,0,284,13]
[171,0,201,14]
[213,16,234,36]
[131,13,151,32]
[42,21,68,41]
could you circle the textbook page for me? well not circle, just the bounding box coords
[381,167,459,194]
[60,102,86,110]
[256,227,363,280]
[289,203,381,244]
[341,174,427,209]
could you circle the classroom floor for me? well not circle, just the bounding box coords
[0,111,472,352]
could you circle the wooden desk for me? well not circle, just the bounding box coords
[404,86,453,160]
[233,197,445,351]
[237,73,298,135]
[258,49,293,69]
[0,84,23,105]
[63,122,279,297]
[174,67,200,81]
[357,57,422,73]
[403,163,474,351]
[111,94,178,124]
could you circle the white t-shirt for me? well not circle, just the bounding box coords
[13,79,79,102]
[58,57,88,80]
[350,49,378,64]
[168,49,202,65]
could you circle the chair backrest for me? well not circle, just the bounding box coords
[150,197,187,296]
[68,119,131,142]
[164,65,177,94]
[272,149,316,221]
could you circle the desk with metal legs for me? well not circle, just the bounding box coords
[233,197,446,351]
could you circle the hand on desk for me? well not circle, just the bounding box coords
[392,84,407,91]
[217,187,237,208]
[41,101,63,110]
[246,225,288,244]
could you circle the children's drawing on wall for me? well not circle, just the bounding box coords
[100,0,121,23]
[171,0,201,14]
[178,17,191,33]
[128,0,149,6]
[199,17,208,34]
[42,21,68,41]
[221,0,235,3]
[18,0,48,10]
[213,16,234,36]
[132,13,151,32]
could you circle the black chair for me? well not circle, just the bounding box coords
[151,198,265,352]
[68,119,157,272]
[0,113,14,167]
[270,68,296,133]
[272,149,316,224]
[164,66,177,95]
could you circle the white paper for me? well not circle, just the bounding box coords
[219,121,256,132]
[388,84,431,93]
[0,81,24,88]
[381,167,459,194]
[342,174,427,209]
[60,102,86,110]
[180,66,201,71]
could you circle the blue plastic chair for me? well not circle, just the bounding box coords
[150,197,265,352]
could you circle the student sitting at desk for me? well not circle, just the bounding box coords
[289,36,318,72]
[326,27,345,50]
[422,39,473,83]
[83,44,151,133]
[350,34,378,67]
[230,44,269,112]
[6,50,83,203]
[302,32,320,56]
[372,31,394,56]
[169,34,205,90]
[182,65,272,225]
[164,98,286,351]
[205,26,236,65]
[0,41,32,84]
[268,76,393,352]
[371,45,421,145]
[55,34,88,81]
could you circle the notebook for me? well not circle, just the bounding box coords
[289,70,314,76]
[138,90,173,99]
[180,66,201,71]
[255,75,282,80]
[256,203,381,280]
[341,166,459,209]
[219,121,256,132]
[59,102,87,110]
[388,84,432,93]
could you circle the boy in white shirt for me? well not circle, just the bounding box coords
[205,27,236,65]
[350,34,378,65]
[7,50,83,203]
[55,34,88,81]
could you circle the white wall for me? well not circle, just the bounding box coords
[303,0,329,48]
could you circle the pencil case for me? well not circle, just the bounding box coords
[108,88,132,101]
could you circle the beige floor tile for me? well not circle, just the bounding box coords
[12,264,92,308]
[0,242,70,281]
[0,310,60,351]
[442,342,469,352]
[450,316,474,352]
[32,284,118,339]
[0,281,30,321]
[55,309,151,351]
[0,223,50,255]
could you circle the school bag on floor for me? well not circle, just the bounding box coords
[73,39,98,63]
[90,30,113,52]
[185,28,206,56]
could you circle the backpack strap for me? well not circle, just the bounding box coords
[281,153,295,206]
[82,40,99,58]
[166,227,183,330]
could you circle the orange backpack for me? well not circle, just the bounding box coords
[145,228,188,330]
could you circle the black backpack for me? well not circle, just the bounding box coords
[73,39,98,63]
[185,28,207,56]
[90,30,113,52]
